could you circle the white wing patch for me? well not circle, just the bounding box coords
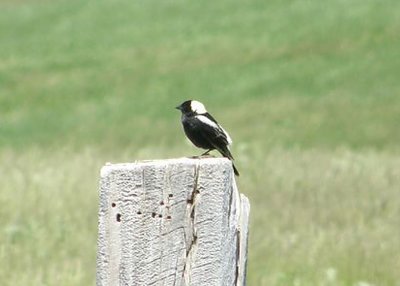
[197,114,219,129]
[197,115,233,145]
[190,100,207,114]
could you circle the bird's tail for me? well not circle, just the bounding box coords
[218,146,240,176]
[232,162,240,176]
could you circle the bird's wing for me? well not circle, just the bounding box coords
[199,113,233,145]
[202,112,219,124]
[195,114,233,147]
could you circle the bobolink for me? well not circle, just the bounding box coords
[176,100,239,176]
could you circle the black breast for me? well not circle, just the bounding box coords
[182,116,214,150]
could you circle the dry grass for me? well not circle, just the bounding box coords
[0,147,399,285]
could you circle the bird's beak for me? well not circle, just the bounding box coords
[175,105,181,110]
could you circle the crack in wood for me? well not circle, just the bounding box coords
[227,185,234,227]
[182,161,201,284]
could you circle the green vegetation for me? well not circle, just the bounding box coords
[1,0,399,285]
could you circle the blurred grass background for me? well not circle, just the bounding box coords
[1,0,399,285]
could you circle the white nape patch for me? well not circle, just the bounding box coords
[197,115,233,145]
[190,100,207,114]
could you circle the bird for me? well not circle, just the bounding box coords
[175,100,239,176]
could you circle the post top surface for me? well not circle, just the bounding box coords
[100,157,232,178]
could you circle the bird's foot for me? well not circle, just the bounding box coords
[189,155,201,159]
[188,153,216,159]
[199,154,215,158]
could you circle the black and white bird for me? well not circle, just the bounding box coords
[176,100,239,176]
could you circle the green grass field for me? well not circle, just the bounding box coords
[1,0,399,285]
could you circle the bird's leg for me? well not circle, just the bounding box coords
[189,149,215,159]
[199,149,216,158]
[201,149,213,156]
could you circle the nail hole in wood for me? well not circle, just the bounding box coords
[137,211,142,215]
[152,212,156,218]
[167,215,171,219]
[158,214,162,218]
[168,194,173,198]
[160,201,164,206]
[116,213,121,222]
[111,203,116,207]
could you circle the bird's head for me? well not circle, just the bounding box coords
[176,100,207,115]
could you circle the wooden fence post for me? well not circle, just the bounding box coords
[96,157,250,286]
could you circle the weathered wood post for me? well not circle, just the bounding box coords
[97,157,250,286]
